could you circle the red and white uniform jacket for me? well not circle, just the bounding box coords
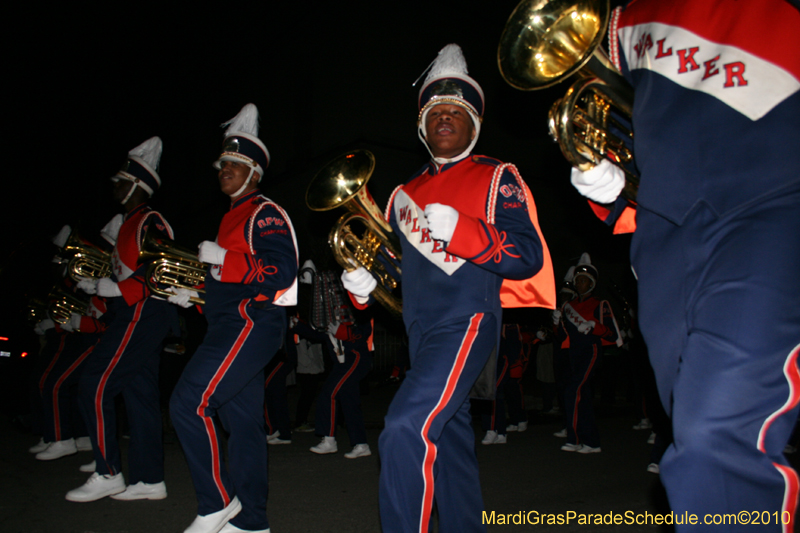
[203,191,298,317]
[110,203,173,306]
[383,155,555,331]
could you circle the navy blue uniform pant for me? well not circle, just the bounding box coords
[379,312,497,533]
[170,302,284,532]
[79,298,177,482]
[632,185,800,530]
[315,349,372,446]
[40,332,97,442]
[264,355,292,440]
[563,344,601,448]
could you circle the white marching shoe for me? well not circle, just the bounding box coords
[183,496,242,533]
[310,436,337,454]
[65,472,126,502]
[36,438,77,460]
[80,460,96,472]
[28,438,50,454]
[110,481,168,500]
[344,444,372,459]
[76,436,92,451]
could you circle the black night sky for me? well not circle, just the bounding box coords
[3,1,634,331]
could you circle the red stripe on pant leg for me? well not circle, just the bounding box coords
[419,313,483,533]
[51,345,94,442]
[94,302,144,471]
[327,351,360,437]
[264,362,284,433]
[757,343,800,533]
[196,300,253,506]
[572,345,598,444]
[39,335,67,393]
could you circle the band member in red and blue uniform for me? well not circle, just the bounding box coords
[34,245,112,461]
[66,137,180,503]
[341,44,555,532]
[309,312,374,459]
[553,254,620,454]
[568,1,800,529]
[169,104,298,533]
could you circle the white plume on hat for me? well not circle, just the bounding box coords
[222,103,259,138]
[422,44,469,87]
[417,43,483,165]
[563,266,576,283]
[128,136,163,171]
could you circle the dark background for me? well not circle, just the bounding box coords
[1,1,633,372]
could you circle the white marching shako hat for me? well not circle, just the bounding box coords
[213,103,270,182]
[416,44,485,163]
[112,136,163,199]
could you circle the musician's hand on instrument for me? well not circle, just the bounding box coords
[327,321,342,337]
[100,214,124,245]
[578,320,596,335]
[167,287,198,308]
[423,203,459,243]
[77,278,99,295]
[341,263,377,301]
[570,160,625,204]
[198,241,227,265]
[34,318,55,336]
[97,278,122,298]
[551,309,562,324]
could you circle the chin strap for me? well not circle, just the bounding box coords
[120,181,138,205]
[229,167,256,198]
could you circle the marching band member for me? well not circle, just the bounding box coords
[169,104,298,533]
[66,137,180,503]
[341,44,555,532]
[553,254,620,454]
[32,227,112,461]
[569,1,800,529]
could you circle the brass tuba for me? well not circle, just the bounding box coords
[498,0,638,201]
[59,230,112,282]
[47,286,89,324]
[138,229,207,305]
[305,150,402,316]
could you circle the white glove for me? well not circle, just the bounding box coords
[423,203,459,243]
[536,330,546,341]
[570,159,625,204]
[34,318,56,335]
[577,320,596,335]
[198,241,227,265]
[341,265,377,300]
[52,225,71,248]
[60,313,82,332]
[100,214,124,245]
[167,287,199,308]
[327,321,341,337]
[551,309,562,324]
[288,316,299,329]
[97,278,122,297]
[77,278,99,295]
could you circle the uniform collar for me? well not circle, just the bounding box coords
[230,189,260,210]
[427,154,472,175]
[125,203,148,221]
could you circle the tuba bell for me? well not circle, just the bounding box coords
[498,0,638,201]
[138,229,207,305]
[58,230,113,282]
[305,150,402,316]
